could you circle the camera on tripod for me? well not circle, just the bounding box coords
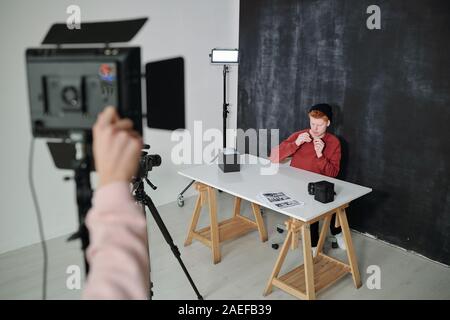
[136,144,162,179]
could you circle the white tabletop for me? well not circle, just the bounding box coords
[178,154,372,222]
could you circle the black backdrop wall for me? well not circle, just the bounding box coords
[237,0,450,265]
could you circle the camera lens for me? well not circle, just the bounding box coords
[308,182,315,195]
[149,154,161,167]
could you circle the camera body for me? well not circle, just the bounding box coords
[308,181,335,203]
[136,145,162,179]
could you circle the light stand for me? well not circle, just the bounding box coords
[222,64,230,149]
[176,49,240,205]
[217,63,240,173]
[60,132,93,274]
[211,48,240,172]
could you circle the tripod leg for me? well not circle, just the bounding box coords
[79,225,90,273]
[143,194,203,300]
[71,157,93,275]
[140,201,152,300]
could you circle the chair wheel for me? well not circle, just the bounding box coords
[276,227,284,234]
[331,240,338,249]
[271,243,279,250]
[177,196,184,207]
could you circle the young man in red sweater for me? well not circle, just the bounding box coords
[269,103,345,252]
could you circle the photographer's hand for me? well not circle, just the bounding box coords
[84,106,149,300]
[93,106,142,188]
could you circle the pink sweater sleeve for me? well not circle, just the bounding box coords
[82,182,150,300]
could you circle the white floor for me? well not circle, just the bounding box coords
[1,191,449,300]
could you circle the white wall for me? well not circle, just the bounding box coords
[0,0,240,254]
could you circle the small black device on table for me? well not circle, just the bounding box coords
[308,180,335,203]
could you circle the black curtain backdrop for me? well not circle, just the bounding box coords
[237,0,450,265]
